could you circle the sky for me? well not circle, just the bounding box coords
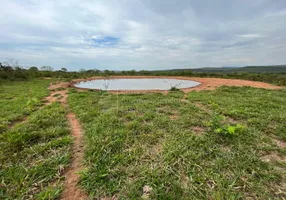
[1,0,286,71]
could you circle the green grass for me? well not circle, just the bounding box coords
[0,79,52,133]
[0,102,72,199]
[1,78,285,199]
[68,88,286,199]
[188,86,286,141]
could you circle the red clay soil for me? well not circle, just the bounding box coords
[61,112,87,200]
[44,82,87,200]
[8,82,70,129]
[71,76,283,94]
[44,82,70,105]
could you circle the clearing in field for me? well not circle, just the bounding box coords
[1,78,286,199]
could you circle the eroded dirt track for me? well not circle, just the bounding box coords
[61,112,87,200]
[45,82,87,200]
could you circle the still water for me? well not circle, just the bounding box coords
[75,78,201,90]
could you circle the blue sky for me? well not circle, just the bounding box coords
[1,0,286,71]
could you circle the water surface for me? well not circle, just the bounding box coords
[75,78,201,90]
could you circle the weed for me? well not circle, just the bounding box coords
[26,96,40,112]
[35,184,63,200]
[209,101,246,136]
[55,87,66,91]
[169,86,180,91]
[52,93,61,97]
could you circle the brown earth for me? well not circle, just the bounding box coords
[61,112,87,200]
[44,82,88,200]
[71,76,283,94]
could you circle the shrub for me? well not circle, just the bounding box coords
[169,86,180,91]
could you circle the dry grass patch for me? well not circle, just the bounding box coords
[261,152,286,163]
[190,126,205,136]
[271,136,286,149]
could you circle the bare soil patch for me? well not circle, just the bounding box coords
[42,82,87,199]
[271,136,286,148]
[61,112,87,200]
[43,82,69,106]
[261,152,286,163]
[71,76,283,94]
[8,115,28,128]
[191,126,205,135]
[169,114,178,120]
[194,102,211,113]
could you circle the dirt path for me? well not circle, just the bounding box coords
[45,82,87,200]
[71,76,283,94]
[61,112,87,200]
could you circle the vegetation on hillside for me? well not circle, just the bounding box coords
[1,62,286,86]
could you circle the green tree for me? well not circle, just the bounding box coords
[41,66,53,71]
[61,68,67,72]
[79,68,86,73]
[28,66,38,71]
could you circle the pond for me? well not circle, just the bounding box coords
[75,78,201,90]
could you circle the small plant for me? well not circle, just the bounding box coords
[68,88,77,93]
[53,93,61,97]
[26,91,40,112]
[169,86,180,91]
[0,122,7,133]
[214,124,245,136]
[102,80,109,91]
[55,87,66,91]
[165,80,181,91]
[209,101,245,136]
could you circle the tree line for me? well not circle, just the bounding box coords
[1,62,286,86]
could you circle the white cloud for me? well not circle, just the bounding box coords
[0,0,286,70]
[238,34,263,38]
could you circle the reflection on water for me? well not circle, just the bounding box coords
[75,78,201,90]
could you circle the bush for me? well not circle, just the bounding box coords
[169,86,180,91]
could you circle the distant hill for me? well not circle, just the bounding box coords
[233,65,286,73]
[159,65,286,73]
[221,66,241,68]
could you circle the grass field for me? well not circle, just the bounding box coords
[1,79,285,199]
[0,79,52,133]
[0,103,72,199]
[68,87,286,199]
[0,80,72,199]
